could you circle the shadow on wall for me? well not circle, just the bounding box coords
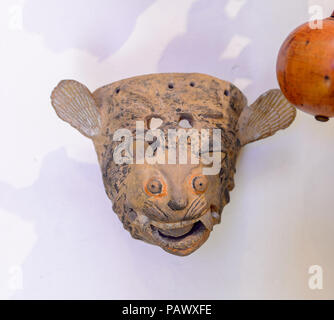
[158,0,308,94]
[23,0,155,60]
[0,148,248,299]
[0,149,138,299]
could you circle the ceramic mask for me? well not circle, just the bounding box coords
[51,73,296,256]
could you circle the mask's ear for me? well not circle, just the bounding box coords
[51,80,101,139]
[237,89,296,146]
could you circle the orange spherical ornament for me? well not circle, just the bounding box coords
[277,11,334,122]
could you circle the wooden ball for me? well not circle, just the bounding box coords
[277,12,334,122]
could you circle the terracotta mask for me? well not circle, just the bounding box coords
[51,73,296,256]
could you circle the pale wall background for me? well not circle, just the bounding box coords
[0,0,334,299]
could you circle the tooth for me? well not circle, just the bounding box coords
[200,211,214,231]
[212,212,220,220]
[136,215,151,231]
[138,215,150,224]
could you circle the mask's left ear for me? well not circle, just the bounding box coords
[237,89,296,146]
[51,80,101,139]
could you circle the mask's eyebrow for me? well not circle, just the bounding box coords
[198,112,224,119]
[156,165,196,184]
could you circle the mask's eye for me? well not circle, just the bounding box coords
[145,178,166,197]
[192,175,208,194]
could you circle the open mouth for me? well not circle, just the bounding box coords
[157,220,204,241]
[150,210,220,256]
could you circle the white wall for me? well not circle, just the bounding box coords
[0,0,334,299]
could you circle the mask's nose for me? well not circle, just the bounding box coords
[167,197,188,211]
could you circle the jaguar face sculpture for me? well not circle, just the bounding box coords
[51,73,296,256]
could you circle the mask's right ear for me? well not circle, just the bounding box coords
[51,80,101,139]
[237,89,296,146]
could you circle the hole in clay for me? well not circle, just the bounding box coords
[115,87,120,94]
[168,83,174,89]
[178,113,193,128]
[146,116,163,129]
[315,115,329,122]
[224,90,230,96]
[190,82,195,87]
